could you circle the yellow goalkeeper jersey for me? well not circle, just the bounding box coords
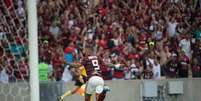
[79,66,87,77]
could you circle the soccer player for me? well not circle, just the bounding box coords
[58,63,87,101]
[81,48,109,101]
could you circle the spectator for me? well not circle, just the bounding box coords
[0,46,4,58]
[17,0,25,19]
[191,58,201,78]
[64,42,76,64]
[152,57,161,79]
[129,59,141,79]
[165,53,179,78]
[124,60,132,80]
[143,65,153,79]
[49,23,61,40]
[192,25,201,39]
[111,59,124,80]
[166,16,178,38]
[0,67,9,84]
[0,26,6,39]
[52,48,65,81]
[39,58,55,101]
[179,34,192,58]
[178,49,190,78]
[39,59,53,81]
[101,64,113,80]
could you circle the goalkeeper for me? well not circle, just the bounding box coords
[58,63,87,101]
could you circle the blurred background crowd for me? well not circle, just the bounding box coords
[0,0,201,83]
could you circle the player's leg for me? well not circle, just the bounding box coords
[97,85,110,101]
[85,81,94,101]
[85,93,93,101]
[97,91,106,101]
[59,86,80,101]
[95,92,106,101]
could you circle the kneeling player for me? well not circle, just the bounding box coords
[81,49,109,101]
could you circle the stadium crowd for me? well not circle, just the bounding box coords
[0,0,201,83]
